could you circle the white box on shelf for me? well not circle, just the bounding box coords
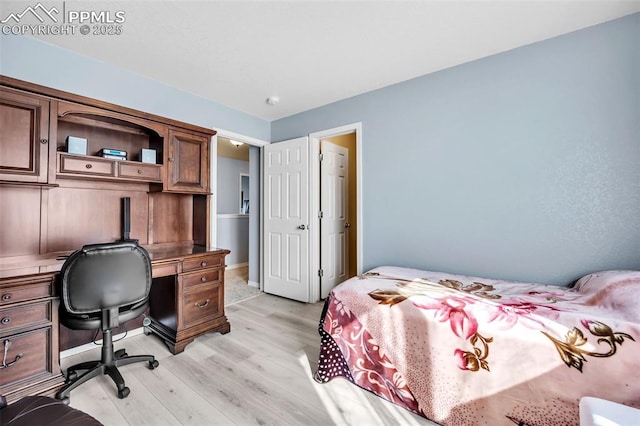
[140,148,156,164]
[66,136,87,155]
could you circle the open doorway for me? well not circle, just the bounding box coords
[318,133,357,298]
[216,137,251,294]
[212,131,268,303]
[310,122,362,302]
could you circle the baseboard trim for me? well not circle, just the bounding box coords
[226,262,248,270]
[60,327,144,359]
[248,280,260,288]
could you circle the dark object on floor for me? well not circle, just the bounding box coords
[0,395,102,426]
[55,241,159,403]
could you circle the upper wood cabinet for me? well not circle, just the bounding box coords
[0,88,51,184]
[1,77,215,195]
[166,129,209,194]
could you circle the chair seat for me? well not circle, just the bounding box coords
[60,299,148,330]
[0,396,102,426]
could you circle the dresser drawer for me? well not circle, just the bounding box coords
[0,301,51,335]
[0,328,50,388]
[59,154,115,177]
[118,162,162,182]
[181,269,222,288]
[182,254,223,273]
[182,283,222,329]
[0,282,53,307]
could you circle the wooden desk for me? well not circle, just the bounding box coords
[146,245,231,355]
[0,244,230,403]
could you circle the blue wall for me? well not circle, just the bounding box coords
[217,157,250,214]
[217,217,249,266]
[216,156,250,266]
[272,14,640,285]
[0,35,270,141]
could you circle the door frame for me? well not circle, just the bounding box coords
[210,128,268,288]
[309,122,363,303]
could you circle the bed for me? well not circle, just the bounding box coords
[314,266,640,425]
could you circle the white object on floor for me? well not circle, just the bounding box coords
[580,397,640,426]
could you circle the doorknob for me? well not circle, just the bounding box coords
[297,225,306,230]
[345,222,351,228]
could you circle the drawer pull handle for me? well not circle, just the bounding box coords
[195,299,210,308]
[200,261,207,267]
[137,169,143,174]
[85,164,93,169]
[1,317,10,325]
[1,294,10,301]
[1,339,23,369]
[200,276,207,282]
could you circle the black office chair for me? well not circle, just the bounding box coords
[55,241,159,403]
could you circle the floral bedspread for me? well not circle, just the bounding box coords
[314,266,640,425]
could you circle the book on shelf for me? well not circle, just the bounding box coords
[99,148,127,157]
[100,154,127,160]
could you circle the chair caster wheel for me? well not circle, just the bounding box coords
[66,371,78,381]
[148,360,159,369]
[118,387,130,399]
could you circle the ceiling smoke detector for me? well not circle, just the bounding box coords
[266,96,280,106]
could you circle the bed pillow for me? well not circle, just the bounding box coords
[573,270,640,322]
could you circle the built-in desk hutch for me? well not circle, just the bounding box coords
[0,76,230,403]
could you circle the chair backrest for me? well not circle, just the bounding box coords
[60,241,152,315]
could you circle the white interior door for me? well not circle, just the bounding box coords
[263,137,310,302]
[320,140,349,299]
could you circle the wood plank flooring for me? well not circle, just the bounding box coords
[63,293,436,425]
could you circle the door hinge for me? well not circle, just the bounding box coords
[318,269,324,277]
[318,211,324,219]
[319,153,324,161]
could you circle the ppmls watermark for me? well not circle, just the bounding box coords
[1,2,126,36]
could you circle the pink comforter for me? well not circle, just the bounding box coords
[315,266,640,425]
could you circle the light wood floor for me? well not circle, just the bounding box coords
[63,293,436,425]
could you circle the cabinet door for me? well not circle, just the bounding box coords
[0,88,50,183]
[166,129,209,193]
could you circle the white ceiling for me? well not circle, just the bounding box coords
[21,1,640,121]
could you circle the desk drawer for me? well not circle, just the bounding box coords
[59,154,115,177]
[152,261,179,278]
[181,269,221,288]
[0,328,49,388]
[0,301,50,335]
[182,283,222,329]
[0,283,52,306]
[182,254,223,273]
[182,254,224,272]
[118,162,162,182]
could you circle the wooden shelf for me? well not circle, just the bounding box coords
[59,114,151,136]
